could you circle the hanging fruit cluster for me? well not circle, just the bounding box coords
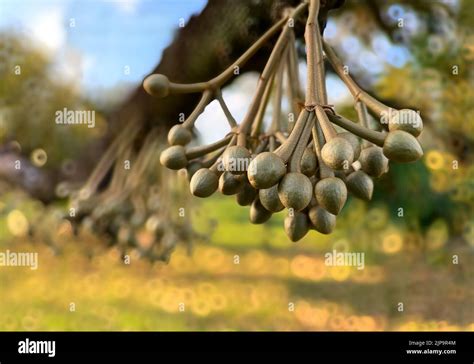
[145,0,423,242]
[64,128,197,261]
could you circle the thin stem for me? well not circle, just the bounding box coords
[251,67,276,138]
[289,112,314,172]
[355,101,369,128]
[238,3,314,147]
[304,0,320,106]
[182,89,214,129]
[202,145,228,168]
[326,112,385,147]
[312,0,328,104]
[274,108,309,162]
[286,29,303,115]
[215,89,238,129]
[160,2,309,93]
[323,40,391,117]
[355,101,373,148]
[315,105,336,139]
[186,134,234,159]
[237,23,292,145]
[124,129,161,191]
[274,131,287,144]
[268,54,286,134]
[80,119,142,199]
[255,137,269,154]
[210,2,308,88]
[269,135,277,151]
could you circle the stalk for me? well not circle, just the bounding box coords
[323,40,391,117]
[289,113,314,172]
[215,88,238,129]
[355,101,373,148]
[186,134,234,159]
[237,24,291,146]
[182,89,213,129]
[325,112,385,147]
[274,108,310,162]
[250,67,277,138]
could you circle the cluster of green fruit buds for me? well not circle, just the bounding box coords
[64,128,196,261]
[145,0,423,242]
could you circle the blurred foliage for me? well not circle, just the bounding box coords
[0,194,472,330]
[327,0,474,244]
[0,32,107,167]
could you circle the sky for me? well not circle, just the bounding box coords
[0,0,207,89]
[0,0,410,144]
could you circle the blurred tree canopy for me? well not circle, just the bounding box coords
[0,33,110,201]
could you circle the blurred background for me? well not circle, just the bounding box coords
[0,0,472,331]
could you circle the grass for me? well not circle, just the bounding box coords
[0,193,473,331]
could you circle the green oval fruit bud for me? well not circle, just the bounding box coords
[189,168,218,197]
[143,74,170,98]
[259,185,284,212]
[314,177,347,215]
[249,198,272,224]
[278,173,313,211]
[160,145,187,170]
[218,171,243,195]
[339,132,361,160]
[308,206,336,234]
[388,109,423,137]
[167,124,192,146]
[359,146,389,177]
[301,147,318,176]
[236,180,257,206]
[247,152,286,189]
[321,137,354,170]
[186,161,203,181]
[284,211,309,242]
[383,130,423,163]
[222,145,251,175]
[346,170,373,201]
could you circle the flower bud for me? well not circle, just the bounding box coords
[236,179,257,206]
[388,109,423,137]
[249,198,272,224]
[383,130,423,163]
[321,136,354,170]
[338,132,361,160]
[300,147,318,176]
[259,185,285,212]
[222,146,251,175]
[160,146,187,170]
[186,161,203,181]
[308,206,336,234]
[284,211,309,242]
[168,125,192,146]
[143,74,170,98]
[359,146,389,177]
[189,168,218,197]
[346,170,373,201]
[314,177,347,215]
[219,171,243,195]
[247,152,286,189]
[278,173,313,211]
